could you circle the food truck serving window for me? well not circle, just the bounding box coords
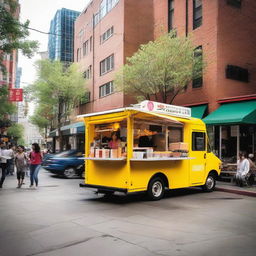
[192,132,206,151]
[88,119,127,159]
[132,115,189,159]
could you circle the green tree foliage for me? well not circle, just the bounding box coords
[0,0,38,68]
[27,60,87,149]
[29,104,51,130]
[7,123,24,145]
[115,32,205,104]
[0,86,16,119]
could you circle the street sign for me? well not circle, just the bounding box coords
[9,88,23,102]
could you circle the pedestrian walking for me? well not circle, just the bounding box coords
[235,152,250,187]
[0,142,11,188]
[6,145,15,176]
[15,145,28,188]
[29,143,42,188]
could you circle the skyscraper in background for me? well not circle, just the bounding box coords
[15,67,22,88]
[48,8,80,62]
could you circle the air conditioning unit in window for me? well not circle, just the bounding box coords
[226,65,249,83]
[226,0,242,8]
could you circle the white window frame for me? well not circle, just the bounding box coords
[101,26,114,44]
[99,81,114,98]
[100,54,114,76]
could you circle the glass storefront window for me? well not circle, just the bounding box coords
[211,124,256,163]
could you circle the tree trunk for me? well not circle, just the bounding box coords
[169,89,180,104]
[58,99,63,152]
[44,126,47,147]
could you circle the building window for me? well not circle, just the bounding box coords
[100,54,114,75]
[193,0,202,29]
[93,12,100,26]
[2,73,7,81]
[83,65,92,79]
[77,48,81,61]
[89,36,93,52]
[101,26,114,44]
[226,0,242,8]
[192,132,205,151]
[192,46,203,88]
[94,0,119,26]
[80,91,91,104]
[99,81,114,98]
[168,0,174,31]
[83,40,89,56]
[226,65,249,83]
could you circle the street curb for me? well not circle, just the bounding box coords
[216,187,256,197]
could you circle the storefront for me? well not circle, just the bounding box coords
[203,100,256,163]
[48,122,85,152]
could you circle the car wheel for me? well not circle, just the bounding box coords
[64,167,77,179]
[147,177,165,201]
[202,173,216,192]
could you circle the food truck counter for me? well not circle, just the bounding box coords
[83,157,195,161]
[130,157,195,161]
[84,157,126,161]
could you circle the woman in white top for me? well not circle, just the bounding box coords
[236,152,250,187]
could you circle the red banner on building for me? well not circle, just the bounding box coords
[9,88,23,102]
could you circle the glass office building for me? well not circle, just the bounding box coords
[48,8,80,62]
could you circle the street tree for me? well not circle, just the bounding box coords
[0,0,38,68]
[0,86,16,132]
[7,123,24,145]
[29,103,53,141]
[27,60,87,151]
[115,31,205,104]
[0,86,16,119]
[0,0,38,136]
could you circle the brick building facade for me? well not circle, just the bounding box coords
[74,0,154,114]
[154,0,256,160]
[74,0,256,160]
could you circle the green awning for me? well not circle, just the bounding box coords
[49,122,85,137]
[203,100,256,125]
[190,104,207,119]
[60,122,84,131]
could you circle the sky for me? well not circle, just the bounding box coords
[18,0,90,86]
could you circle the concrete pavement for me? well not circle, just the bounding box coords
[0,169,255,256]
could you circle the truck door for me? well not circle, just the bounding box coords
[190,131,207,185]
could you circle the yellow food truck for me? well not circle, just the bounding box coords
[79,101,221,200]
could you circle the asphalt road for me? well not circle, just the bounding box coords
[0,168,255,256]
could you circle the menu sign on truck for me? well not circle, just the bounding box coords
[133,100,191,118]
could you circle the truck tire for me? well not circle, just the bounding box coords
[202,173,216,192]
[147,177,165,200]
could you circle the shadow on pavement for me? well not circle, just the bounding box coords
[80,187,204,205]
[49,174,82,180]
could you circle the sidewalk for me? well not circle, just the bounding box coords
[216,181,256,197]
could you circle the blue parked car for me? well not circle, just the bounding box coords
[42,150,85,178]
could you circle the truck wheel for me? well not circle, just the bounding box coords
[64,167,76,179]
[202,173,216,192]
[147,177,165,200]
